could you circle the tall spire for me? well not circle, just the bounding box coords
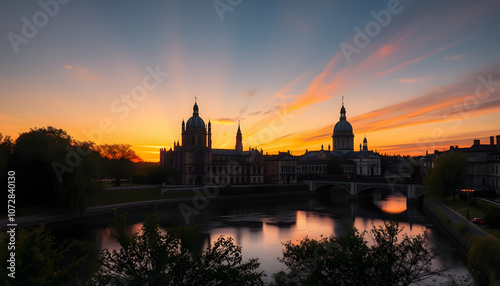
[236,121,243,152]
[208,119,212,149]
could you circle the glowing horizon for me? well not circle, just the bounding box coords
[1,1,499,162]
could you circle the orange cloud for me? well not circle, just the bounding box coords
[63,64,98,82]
[212,118,236,125]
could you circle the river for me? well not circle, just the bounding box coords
[48,191,476,285]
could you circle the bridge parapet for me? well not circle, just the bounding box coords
[306,179,426,199]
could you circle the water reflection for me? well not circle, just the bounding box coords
[50,194,471,284]
[373,192,407,214]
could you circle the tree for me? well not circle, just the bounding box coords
[94,211,265,285]
[0,133,14,207]
[0,225,97,285]
[11,127,100,212]
[274,220,446,286]
[424,152,467,200]
[97,144,142,186]
[97,144,142,161]
[485,207,500,228]
[467,235,500,283]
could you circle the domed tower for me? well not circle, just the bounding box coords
[180,98,211,185]
[182,99,207,148]
[332,98,354,153]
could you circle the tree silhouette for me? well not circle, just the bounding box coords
[97,144,142,186]
[10,127,100,211]
[94,211,265,285]
[97,144,142,161]
[275,220,446,286]
[424,152,467,200]
[0,224,97,285]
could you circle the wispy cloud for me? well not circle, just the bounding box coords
[256,62,500,154]
[212,118,237,125]
[398,78,420,83]
[445,54,466,61]
[63,64,98,82]
[352,63,500,133]
[244,89,258,97]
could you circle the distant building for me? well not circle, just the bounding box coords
[296,100,381,179]
[329,100,381,177]
[423,135,500,196]
[460,137,500,195]
[263,151,298,184]
[160,100,264,185]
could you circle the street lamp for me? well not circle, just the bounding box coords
[462,188,475,220]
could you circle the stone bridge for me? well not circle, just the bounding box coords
[303,179,426,200]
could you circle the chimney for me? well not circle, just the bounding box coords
[497,135,500,147]
[491,136,495,145]
[474,139,480,145]
[450,146,454,150]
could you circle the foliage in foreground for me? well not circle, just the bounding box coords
[94,211,265,285]
[0,225,97,286]
[467,235,500,283]
[274,220,447,286]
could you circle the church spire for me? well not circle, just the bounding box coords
[236,121,243,152]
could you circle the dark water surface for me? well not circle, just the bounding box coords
[49,192,475,284]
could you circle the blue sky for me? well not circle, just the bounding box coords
[1,0,499,161]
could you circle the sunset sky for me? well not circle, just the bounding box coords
[1,0,500,161]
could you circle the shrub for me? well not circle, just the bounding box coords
[485,207,500,228]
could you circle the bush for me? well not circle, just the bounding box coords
[484,207,500,227]
[485,207,500,228]
[0,225,97,286]
[467,235,500,283]
[275,220,447,286]
[94,211,265,285]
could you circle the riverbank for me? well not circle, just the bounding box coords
[423,197,499,285]
[1,184,310,228]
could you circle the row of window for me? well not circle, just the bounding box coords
[212,176,262,184]
[298,165,326,172]
[490,164,500,175]
[212,165,262,175]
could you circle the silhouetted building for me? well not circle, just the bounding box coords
[264,151,298,184]
[423,136,500,196]
[160,100,263,185]
[296,100,381,178]
[332,98,354,152]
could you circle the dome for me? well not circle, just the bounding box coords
[186,115,205,129]
[334,120,353,132]
[185,101,205,129]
